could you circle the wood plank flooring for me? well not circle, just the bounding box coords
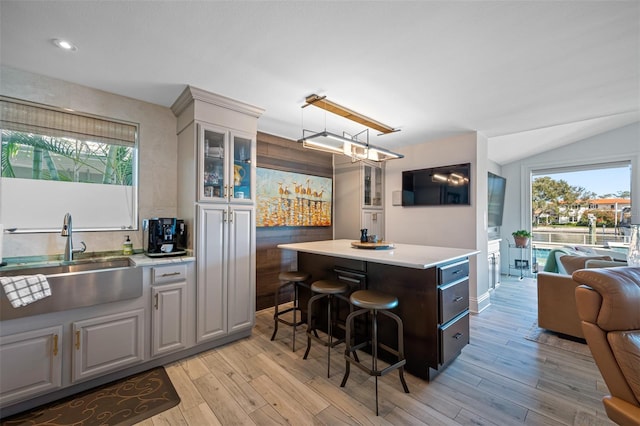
[136,276,615,425]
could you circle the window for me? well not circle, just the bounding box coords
[0,97,138,232]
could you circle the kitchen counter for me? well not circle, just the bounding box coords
[278,239,479,380]
[278,239,478,269]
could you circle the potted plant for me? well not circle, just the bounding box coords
[512,230,532,248]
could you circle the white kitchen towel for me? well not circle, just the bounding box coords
[1,274,52,308]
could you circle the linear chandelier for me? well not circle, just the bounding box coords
[298,94,403,162]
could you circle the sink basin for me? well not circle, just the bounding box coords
[0,257,134,277]
[0,257,142,321]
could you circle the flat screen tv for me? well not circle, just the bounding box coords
[402,163,471,206]
[487,172,506,227]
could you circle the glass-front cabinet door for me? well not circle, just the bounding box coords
[200,125,228,202]
[363,164,383,208]
[230,132,254,203]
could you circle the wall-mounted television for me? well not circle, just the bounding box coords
[487,172,506,227]
[402,163,471,206]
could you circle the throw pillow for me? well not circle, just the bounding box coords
[559,255,613,274]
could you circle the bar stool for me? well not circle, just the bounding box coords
[340,289,409,416]
[271,270,310,351]
[303,279,349,377]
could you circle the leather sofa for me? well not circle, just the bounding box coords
[574,267,640,426]
[537,256,623,339]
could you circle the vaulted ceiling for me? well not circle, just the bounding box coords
[1,1,638,164]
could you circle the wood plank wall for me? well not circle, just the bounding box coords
[256,132,334,311]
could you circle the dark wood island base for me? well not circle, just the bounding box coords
[297,251,471,381]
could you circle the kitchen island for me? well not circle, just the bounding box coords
[278,239,479,380]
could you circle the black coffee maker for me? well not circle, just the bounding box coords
[144,218,187,257]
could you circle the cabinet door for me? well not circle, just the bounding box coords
[152,282,187,357]
[227,206,255,333]
[197,205,228,342]
[0,326,63,405]
[230,131,255,203]
[200,124,229,202]
[362,164,383,208]
[362,210,384,239]
[72,309,144,382]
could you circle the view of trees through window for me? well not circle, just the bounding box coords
[1,130,133,185]
[531,163,632,253]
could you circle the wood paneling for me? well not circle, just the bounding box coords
[256,132,333,310]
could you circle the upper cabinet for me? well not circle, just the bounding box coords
[200,124,255,203]
[363,164,383,209]
[334,157,386,240]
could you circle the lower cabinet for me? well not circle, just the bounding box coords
[72,309,144,383]
[151,264,188,357]
[0,326,63,405]
[196,205,255,343]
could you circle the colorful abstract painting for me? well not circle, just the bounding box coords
[256,168,332,227]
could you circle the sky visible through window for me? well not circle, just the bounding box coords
[534,165,631,197]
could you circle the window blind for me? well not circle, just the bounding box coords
[0,97,137,146]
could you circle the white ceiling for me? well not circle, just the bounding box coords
[1,1,638,165]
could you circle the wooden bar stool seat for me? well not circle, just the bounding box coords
[271,270,310,351]
[340,289,409,415]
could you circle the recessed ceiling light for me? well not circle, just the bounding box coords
[52,38,78,52]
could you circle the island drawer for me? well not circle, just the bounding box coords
[439,311,469,366]
[152,264,187,285]
[438,259,469,285]
[439,278,469,324]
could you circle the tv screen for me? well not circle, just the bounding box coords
[402,163,471,206]
[487,172,506,227]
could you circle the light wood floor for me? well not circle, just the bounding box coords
[136,276,615,425]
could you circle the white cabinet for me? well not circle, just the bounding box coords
[71,309,144,383]
[151,264,188,357]
[0,326,63,405]
[200,124,255,204]
[335,159,386,240]
[197,205,255,343]
[172,87,261,346]
[362,210,384,239]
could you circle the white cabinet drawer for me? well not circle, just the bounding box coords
[152,264,187,285]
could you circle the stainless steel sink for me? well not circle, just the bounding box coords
[0,257,142,321]
[0,257,134,277]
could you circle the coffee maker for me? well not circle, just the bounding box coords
[144,218,187,257]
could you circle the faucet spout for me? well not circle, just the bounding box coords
[61,213,85,262]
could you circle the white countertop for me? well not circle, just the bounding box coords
[278,239,479,269]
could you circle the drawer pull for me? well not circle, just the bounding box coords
[452,269,462,275]
[453,332,464,340]
[453,296,464,303]
[161,272,180,277]
[338,275,361,284]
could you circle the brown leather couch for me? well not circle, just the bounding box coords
[574,267,640,426]
[537,257,624,339]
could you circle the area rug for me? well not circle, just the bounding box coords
[525,321,592,357]
[1,367,180,426]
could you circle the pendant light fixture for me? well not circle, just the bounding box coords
[297,94,403,162]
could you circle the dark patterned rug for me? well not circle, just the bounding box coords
[1,367,180,426]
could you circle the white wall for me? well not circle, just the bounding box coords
[384,132,491,313]
[0,66,178,257]
[500,122,640,272]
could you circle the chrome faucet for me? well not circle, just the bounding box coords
[61,212,86,262]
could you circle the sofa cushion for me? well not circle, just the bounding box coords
[559,255,612,274]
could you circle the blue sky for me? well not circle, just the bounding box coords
[534,166,631,197]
